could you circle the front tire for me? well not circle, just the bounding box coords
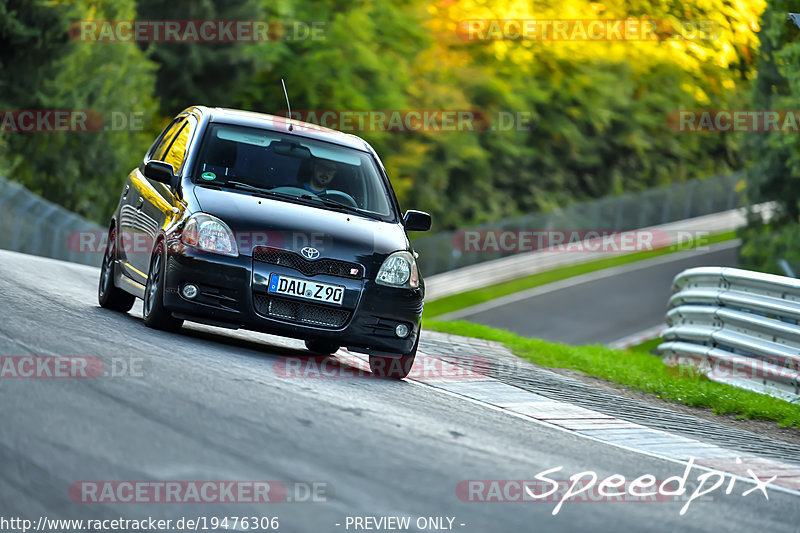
[98,227,135,312]
[143,240,183,331]
[369,333,418,379]
[305,339,339,355]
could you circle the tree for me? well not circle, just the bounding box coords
[739,0,800,274]
[135,0,264,115]
[0,0,159,222]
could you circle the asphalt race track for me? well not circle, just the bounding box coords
[448,241,740,345]
[1,248,798,533]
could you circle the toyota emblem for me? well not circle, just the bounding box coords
[300,247,320,260]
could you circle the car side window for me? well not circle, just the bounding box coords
[145,119,177,159]
[162,116,197,174]
[150,118,185,162]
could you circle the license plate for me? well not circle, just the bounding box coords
[268,274,344,306]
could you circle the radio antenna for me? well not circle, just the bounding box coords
[281,78,293,131]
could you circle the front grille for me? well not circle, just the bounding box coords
[254,294,350,328]
[252,246,363,279]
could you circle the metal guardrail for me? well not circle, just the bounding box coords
[658,267,800,401]
[0,176,102,266]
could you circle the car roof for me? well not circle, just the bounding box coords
[184,106,372,152]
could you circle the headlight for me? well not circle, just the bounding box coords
[376,251,419,288]
[181,213,239,257]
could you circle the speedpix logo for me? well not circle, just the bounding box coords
[457,458,774,516]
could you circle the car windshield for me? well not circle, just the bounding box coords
[192,123,396,220]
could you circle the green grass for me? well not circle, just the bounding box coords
[627,337,663,354]
[421,229,800,426]
[424,231,737,318]
[424,319,800,427]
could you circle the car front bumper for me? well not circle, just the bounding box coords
[161,241,423,355]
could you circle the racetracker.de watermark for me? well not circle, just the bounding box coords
[668,110,800,132]
[665,355,800,380]
[0,110,145,133]
[0,356,146,378]
[69,20,327,42]
[282,110,546,132]
[283,110,492,132]
[273,354,490,380]
[69,481,330,503]
[452,230,712,253]
[456,19,718,41]
[68,230,326,256]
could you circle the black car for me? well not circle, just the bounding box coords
[98,106,431,378]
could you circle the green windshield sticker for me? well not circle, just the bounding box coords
[201,172,216,181]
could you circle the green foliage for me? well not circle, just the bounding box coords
[748,0,800,221]
[0,0,159,222]
[384,0,761,228]
[739,216,800,273]
[0,0,766,229]
[741,0,800,271]
[135,0,263,115]
[241,0,759,229]
[0,0,71,106]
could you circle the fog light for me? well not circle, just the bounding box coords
[395,324,410,338]
[182,284,199,299]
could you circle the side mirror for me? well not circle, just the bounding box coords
[144,160,175,185]
[403,210,431,232]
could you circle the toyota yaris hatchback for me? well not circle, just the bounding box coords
[98,106,431,378]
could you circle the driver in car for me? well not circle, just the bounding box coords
[303,159,337,194]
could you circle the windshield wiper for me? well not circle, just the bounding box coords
[299,194,384,222]
[223,181,300,202]
[225,181,273,194]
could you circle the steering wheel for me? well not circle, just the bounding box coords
[321,190,358,208]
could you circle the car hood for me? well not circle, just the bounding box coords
[191,185,409,264]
